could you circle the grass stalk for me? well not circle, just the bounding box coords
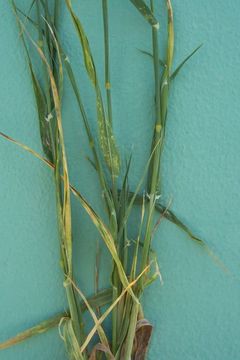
[122,302,139,360]
[140,0,162,286]
[102,0,118,208]
[101,0,120,353]
[2,1,206,358]
[140,0,174,293]
[102,0,112,126]
[14,5,87,355]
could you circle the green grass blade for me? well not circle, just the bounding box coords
[0,314,65,350]
[15,7,38,27]
[0,131,52,167]
[12,1,54,162]
[127,190,203,243]
[65,0,120,178]
[65,0,96,85]
[138,48,166,67]
[54,0,60,29]
[130,195,145,281]
[171,44,203,80]
[117,155,132,219]
[146,0,161,196]
[122,302,139,359]
[81,288,112,313]
[42,17,63,100]
[155,203,204,243]
[129,0,159,27]
[102,0,113,125]
[30,67,54,162]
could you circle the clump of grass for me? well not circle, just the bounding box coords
[0,0,205,359]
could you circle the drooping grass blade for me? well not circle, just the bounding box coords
[60,319,85,360]
[0,314,65,351]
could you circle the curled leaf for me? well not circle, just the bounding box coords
[132,319,153,360]
[89,343,115,360]
[61,319,85,360]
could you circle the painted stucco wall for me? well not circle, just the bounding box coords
[1,1,240,359]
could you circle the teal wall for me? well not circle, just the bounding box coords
[1,1,240,359]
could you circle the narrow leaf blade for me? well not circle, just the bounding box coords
[65,0,120,177]
[129,0,159,27]
[171,44,203,80]
[0,314,64,350]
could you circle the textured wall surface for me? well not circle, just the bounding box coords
[1,1,240,359]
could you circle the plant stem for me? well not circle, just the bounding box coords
[102,0,118,210]
[102,0,120,353]
[55,150,86,353]
[54,0,60,29]
[123,302,139,360]
[64,279,85,343]
[140,1,161,282]
[102,0,113,126]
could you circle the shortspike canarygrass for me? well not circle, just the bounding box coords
[0,1,205,359]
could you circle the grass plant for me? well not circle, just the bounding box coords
[0,1,204,359]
